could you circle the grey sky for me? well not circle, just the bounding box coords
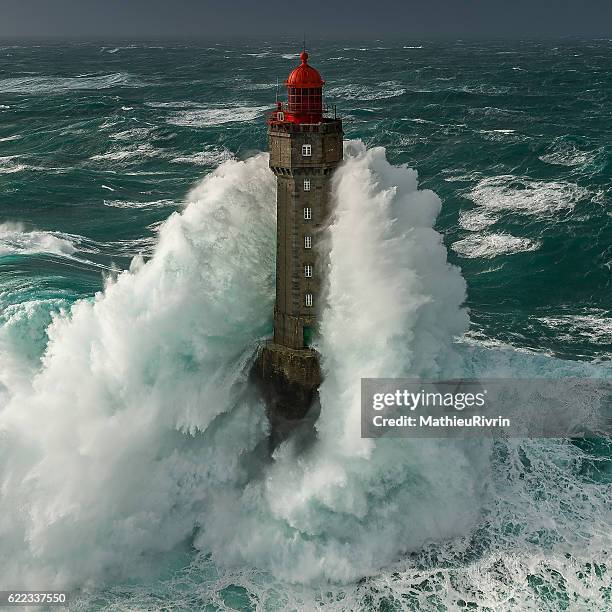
[0,0,610,39]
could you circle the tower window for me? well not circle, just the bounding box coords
[304,264,313,278]
[304,207,312,220]
[305,293,313,307]
[304,235,312,249]
[302,144,312,157]
[303,178,311,191]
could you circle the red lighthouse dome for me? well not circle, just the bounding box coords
[283,51,325,124]
[285,52,325,88]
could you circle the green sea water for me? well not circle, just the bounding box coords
[0,39,610,610]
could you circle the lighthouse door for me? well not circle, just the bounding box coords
[303,326,314,347]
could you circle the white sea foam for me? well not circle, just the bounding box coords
[104,237,159,257]
[233,80,276,91]
[0,222,77,257]
[110,128,154,141]
[462,175,590,229]
[170,147,233,167]
[539,141,596,167]
[458,208,498,230]
[478,129,526,143]
[0,73,140,95]
[451,232,541,258]
[101,45,138,54]
[327,83,406,101]
[536,311,612,347]
[90,144,161,163]
[408,118,436,124]
[146,101,202,109]
[0,135,22,142]
[0,156,27,174]
[468,175,588,213]
[0,156,68,174]
[103,199,177,210]
[167,105,269,127]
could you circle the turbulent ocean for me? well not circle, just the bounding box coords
[0,39,610,610]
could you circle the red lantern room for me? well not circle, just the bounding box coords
[271,51,325,124]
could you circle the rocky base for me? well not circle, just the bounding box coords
[251,341,322,447]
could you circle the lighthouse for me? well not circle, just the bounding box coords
[253,50,343,438]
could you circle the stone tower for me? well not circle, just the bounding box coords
[253,50,343,435]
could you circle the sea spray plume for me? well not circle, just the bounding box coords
[0,154,276,587]
[194,142,489,583]
[319,141,470,449]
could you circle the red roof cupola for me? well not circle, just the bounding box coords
[286,52,325,88]
[283,51,324,124]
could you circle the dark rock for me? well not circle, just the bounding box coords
[251,341,321,448]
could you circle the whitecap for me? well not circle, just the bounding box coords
[466,175,589,219]
[536,311,612,347]
[104,236,158,256]
[167,105,269,127]
[539,141,596,167]
[90,143,161,163]
[451,233,541,258]
[458,208,498,231]
[170,148,233,166]
[146,101,201,109]
[0,156,26,174]
[103,199,177,210]
[103,45,137,54]
[327,83,405,101]
[0,222,77,257]
[110,128,154,141]
[0,73,141,95]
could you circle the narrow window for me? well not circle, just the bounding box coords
[304,207,312,220]
[277,111,284,121]
[302,144,312,157]
[304,264,313,278]
[305,293,313,307]
[303,178,311,191]
[304,235,312,249]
